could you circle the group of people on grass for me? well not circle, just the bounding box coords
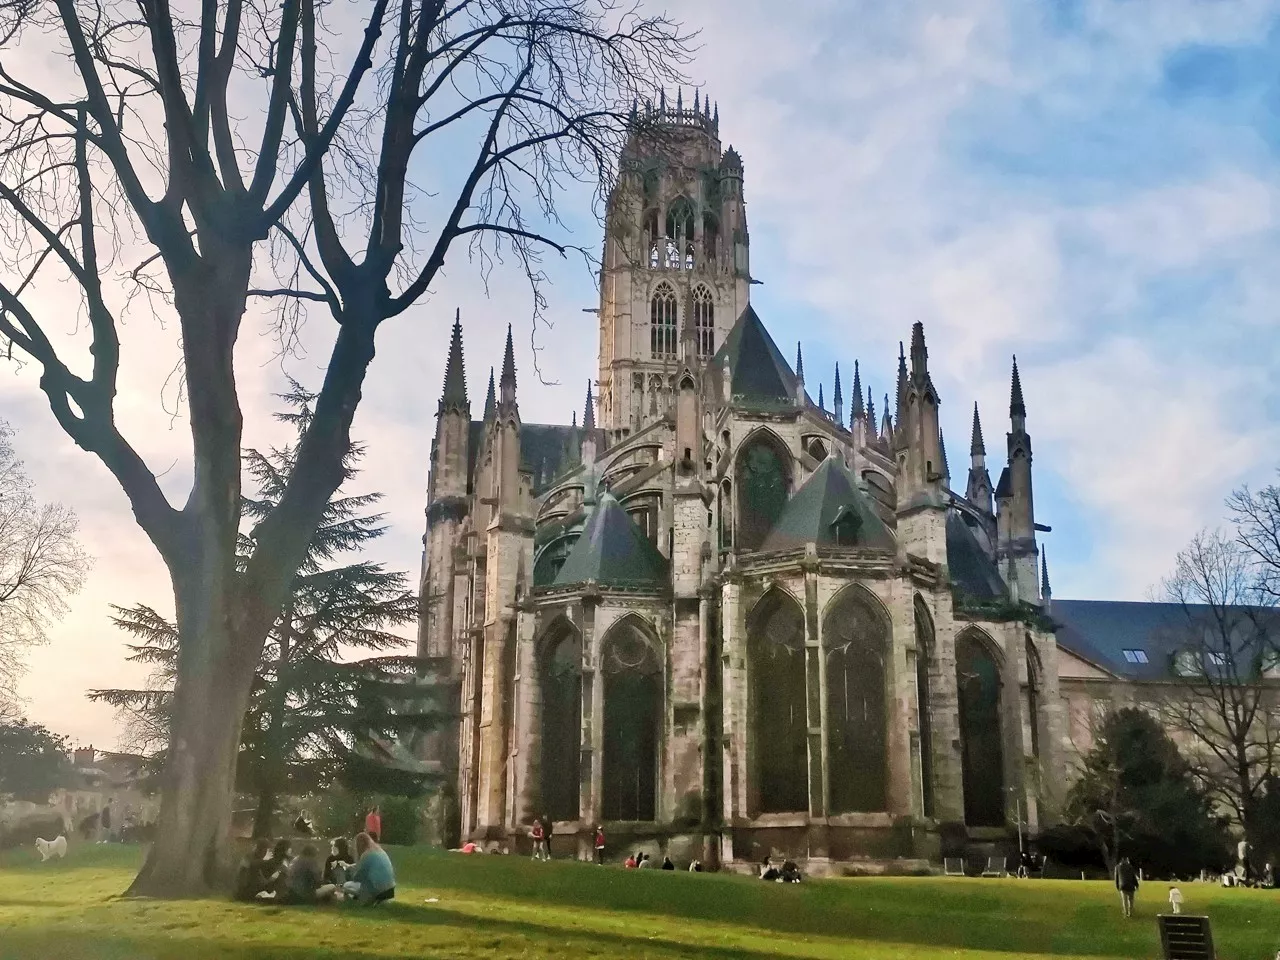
[235,827,394,906]
[759,857,802,883]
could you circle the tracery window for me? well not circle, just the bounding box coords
[539,625,582,821]
[601,619,661,821]
[749,589,808,814]
[693,286,715,357]
[957,631,1005,827]
[914,596,936,818]
[734,433,790,551]
[824,588,889,814]
[650,282,677,358]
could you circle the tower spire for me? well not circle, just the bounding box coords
[483,367,496,421]
[851,360,864,426]
[795,341,804,385]
[1041,547,1052,603]
[833,362,843,425]
[910,320,927,379]
[583,380,596,430]
[881,394,893,443]
[500,323,517,393]
[818,382,825,412]
[439,308,468,412]
[971,401,985,456]
[939,429,950,484]
[1010,355,1026,420]
[895,341,908,424]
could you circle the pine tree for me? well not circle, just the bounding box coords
[94,384,442,835]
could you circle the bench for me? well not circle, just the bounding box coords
[943,857,965,877]
[1158,914,1214,960]
[980,856,1006,878]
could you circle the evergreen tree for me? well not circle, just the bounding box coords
[0,717,69,803]
[94,384,442,835]
[1065,707,1230,876]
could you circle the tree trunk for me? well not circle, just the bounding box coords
[127,571,262,897]
[252,790,277,840]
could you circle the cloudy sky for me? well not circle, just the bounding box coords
[8,0,1280,747]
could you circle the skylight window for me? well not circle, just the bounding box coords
[1122,649,1149,664]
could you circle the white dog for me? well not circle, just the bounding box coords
[35,835,67,861]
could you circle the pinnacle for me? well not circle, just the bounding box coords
[440,308,468,409]
[818,383,825,411]
[851,361,865,424]
[971,401,986,456]
[483,367,496,421]
[1010,355,1026,419]
[1041,547,1051,598]
[833,362,843,420]
[500,323,517,393]
[795,341,804,383]
[939,429,950,481]
[866,391,876,433]
[834,362,842,399]
[910,321,927,378]
[583,381,596,430]
[895,341,908,422]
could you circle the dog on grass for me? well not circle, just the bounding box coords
[35,835,67,861]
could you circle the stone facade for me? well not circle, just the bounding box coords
[417,100,1067,871]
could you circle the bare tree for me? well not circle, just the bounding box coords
[1229,478,1280,604]
[0,421,91,714]
[0,0,689,896]
[1158,529,1280,846]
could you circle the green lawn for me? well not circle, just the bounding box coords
[1,844,1277,959]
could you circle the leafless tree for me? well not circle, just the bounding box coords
[0,421,91,715]
[1229,478,1280,604]
[0,0,689,896]
[1158,529,1280,845]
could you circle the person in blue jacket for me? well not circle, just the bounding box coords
[342,832,396,905]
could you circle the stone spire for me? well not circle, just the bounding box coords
[1010,354,1026,426]
[583,380,596,430]
[818,382,825,412]
[795,341,805,386]
[880,394,893,444]
[833,362,843,425]
[483,367,496,421]
[499,323,517,407]
[866,391,876,435]
[910,320,927,380]
[939,429,950,484]
[851,361,864,426]
[970,401,985,456]
[439,308,468,413]
[1041,547,1052,605]
[895,341,908,426]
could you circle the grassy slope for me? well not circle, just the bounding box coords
[1,845,1277,960]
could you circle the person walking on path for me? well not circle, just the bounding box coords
[530,819,547,861]
[1115,857,1140,918]
[364,806,382,844]
[1168,886,1183,915]
[594,826,606,865]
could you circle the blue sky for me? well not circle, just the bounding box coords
[7,0,1280,745]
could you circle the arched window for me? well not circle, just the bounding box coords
[914,596,936,818]
[718,479,733,549]
[734,432,791,551]
[666,197,695,248]
[650,282,677,358]
[806,437,828,462]
[824,588,889,813]
[540,625,582,821]
[957,631,1005,827]
[644,210,660,267]
[1025,637,1041,760]
[601,619,662,821]
[703,213,719,266]
[748,589,807,814]
[693,286,714,357]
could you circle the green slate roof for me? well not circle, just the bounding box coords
[760,456,896,552]
[711,305,801,407]
[945,510,1007,600]
[553,492,669,589]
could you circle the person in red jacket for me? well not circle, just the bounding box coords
[364,806,381,844]
[594,825,606,865]
[530,818,547,861]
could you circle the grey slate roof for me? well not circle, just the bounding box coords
[760,456,896,552]
[465,421,579,496]
[1052,599,1280,681]
[945,510,1007,600]
[711,306,801,407]
[553,492,668,589]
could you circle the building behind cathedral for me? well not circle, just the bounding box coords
[416,96,1228,870]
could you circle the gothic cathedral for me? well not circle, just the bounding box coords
[417,97,1070,872]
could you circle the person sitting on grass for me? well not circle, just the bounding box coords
[234,838,274,901]
[281,844,324,904]
[324,838,354,886]
[341,832,396,905]
[779,860,802,883]
[624,852,638,869]
[661,856,675,871]
[253,839,294,900]
[759,857,780,881]
[637,853,653,869]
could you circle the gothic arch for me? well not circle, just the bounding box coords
[692,285,715,357]
[913,595,936,818]
[599,614,663,821]
[650,281,677,358]
[1025,635,1042,760]
[747,587,808,814]
[665,195,695,249]
[734,428,793,551]
[537,618,583,821]
[702,212,719,264]
[956,627,1006,827]
[823,584,890,813]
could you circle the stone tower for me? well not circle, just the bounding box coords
[894,322,947,566]
[995,357,1039,603]
[597,92,751,438]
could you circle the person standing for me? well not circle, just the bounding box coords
[1168,886,1183,915]
[99,801,113,843]
[530,819,546,861]
[1115,857,1140,918]
[594,825,606,865]
[364,805,381,844]
[544,818,555,860]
